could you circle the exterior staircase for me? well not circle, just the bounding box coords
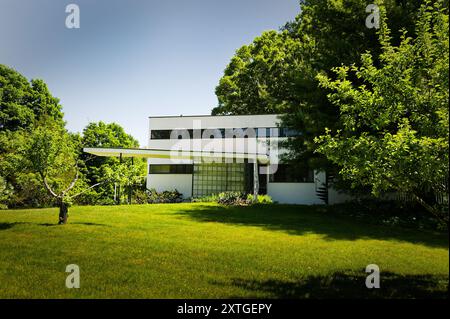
[315,172,334,205]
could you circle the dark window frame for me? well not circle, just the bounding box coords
[269,164,314,183]
[150,127,301,140]
[149,164,193,174]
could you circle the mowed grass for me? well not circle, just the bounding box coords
[0,203,448,299]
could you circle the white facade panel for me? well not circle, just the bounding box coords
[267,182,323,205]
[146,174,192,198]
[149,114,281,131]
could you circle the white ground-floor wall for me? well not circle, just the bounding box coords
[267,182,322,205]
[146,171,352,205]
[147,174,193,198]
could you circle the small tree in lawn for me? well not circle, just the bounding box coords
[24,120,87,224]
[315,1,449,223]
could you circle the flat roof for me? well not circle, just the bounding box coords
[148,114,281,119]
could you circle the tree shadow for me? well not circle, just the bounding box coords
[175,205,449,248]
[0,221,110,230]
[0,222,22,230]
[216,271,449,299]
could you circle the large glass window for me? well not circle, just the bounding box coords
[269,164,314,183]
[192,161,249,197]
[149,164,193,174]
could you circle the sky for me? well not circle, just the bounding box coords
[0,0,300,146]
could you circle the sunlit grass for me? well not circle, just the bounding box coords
[0,203,448,298]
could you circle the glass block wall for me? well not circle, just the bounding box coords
[192,161,250,197]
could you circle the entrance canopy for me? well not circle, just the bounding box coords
[83,147,270,164]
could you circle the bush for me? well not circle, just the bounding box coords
[135,189,183,204]
[327,199,447,231]
[216,192,247,205]
[192,192,274,206]
[191,194,219,203]
[246,194,273,204]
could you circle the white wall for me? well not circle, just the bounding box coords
[146,174,192,199]
[149,114,281,131]
[267,183,323,205]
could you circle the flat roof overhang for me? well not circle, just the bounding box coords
[83,147,270,164]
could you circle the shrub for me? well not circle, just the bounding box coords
[327,199,447,231]
[192,192,274,206]
[216,192,248,206]
[191,194,219,203]
[247,194,273,204]
[146,189,183,204]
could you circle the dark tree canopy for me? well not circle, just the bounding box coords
[212,0,427,172]
[0,64,64,132]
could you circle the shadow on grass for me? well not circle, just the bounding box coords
[0,221,110,230]
[217,271,449,299]
[0,222,20,230]
[176,205,449,248]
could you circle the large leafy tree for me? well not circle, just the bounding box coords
[0,64,64,132]
[80,122,146,204]
[315,1,449,221]
[213,0,424,173]
[0,65,65,208]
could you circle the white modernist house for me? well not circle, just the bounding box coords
[84,114,347,205]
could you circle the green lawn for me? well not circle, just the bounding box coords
[0,203,448,298]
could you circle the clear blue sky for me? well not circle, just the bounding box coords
[0,0,300,146]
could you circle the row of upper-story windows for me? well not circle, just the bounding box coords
[150,128,300,140]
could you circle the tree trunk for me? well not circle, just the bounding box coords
[412,193,448,225]
[58,199,68,225]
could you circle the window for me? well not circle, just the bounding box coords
[270,165,314,183]
[150,130,172,139]
[150,127,301,139]
[149,164,193,174]
[192,162,248,197]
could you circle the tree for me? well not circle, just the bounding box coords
[103,163,146,204]
[212,1,425,174]
[0,64,64,132]
[22,120,101,224]
[80,122,146,204]
[1,65,66,208]
[315,1,449,222]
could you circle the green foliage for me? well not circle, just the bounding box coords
[0,66,144,208]
[0,64,64,132]
[327,199,446,231]
[0,65,67,208]
[216,191,248,206]
[23,119,79,198]
[80,121,146,204]
[246,193,273,204]
[0,176,13,209]
[213,1,424,173]
[193,192,273,205]
[191,193,220,203]
[136,189,183,204]
[315,1,449,220]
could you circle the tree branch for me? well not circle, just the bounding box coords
[62,169,79,195]
[69,180,108,199]
[41,174,59,198]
